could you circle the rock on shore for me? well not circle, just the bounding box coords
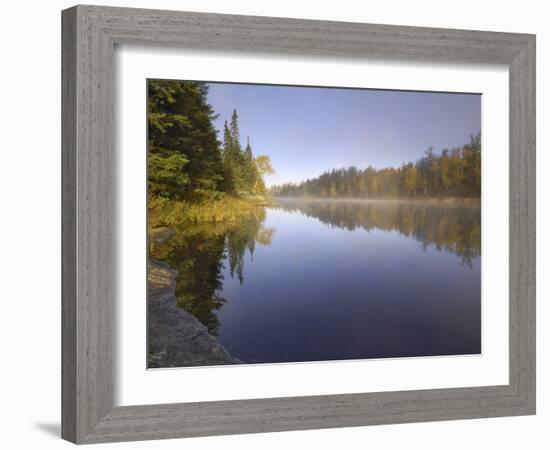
[148,259,241,368]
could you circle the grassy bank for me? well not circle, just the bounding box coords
[148,194,271,231]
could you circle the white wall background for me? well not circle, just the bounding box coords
[0,1,546,448]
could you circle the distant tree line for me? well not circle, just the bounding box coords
[271,134,481,199]
[148,80,273,200]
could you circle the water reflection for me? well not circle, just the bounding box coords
[149,208,275,335]
[150,199,481,363]
[276,198,481,266]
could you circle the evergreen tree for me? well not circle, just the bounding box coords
[221,110,266,195]
[148,80,222,198]
[220,121,236,193]
[229,109,240,145]
[243,137,256,192]
[222,120,231,157]
[222,109,246,194]
[148,87,275,200]
[244,136,253,163]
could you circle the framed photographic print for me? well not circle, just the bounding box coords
[62,5,536,444]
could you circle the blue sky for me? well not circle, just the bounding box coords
[206,82,481,187]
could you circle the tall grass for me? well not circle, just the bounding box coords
[148,194,263,231]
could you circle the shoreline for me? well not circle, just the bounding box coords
[148,194,273,230]
[148,236,242,368]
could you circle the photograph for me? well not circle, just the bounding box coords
[147,79,482,368]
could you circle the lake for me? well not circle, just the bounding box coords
[150,198,481,365]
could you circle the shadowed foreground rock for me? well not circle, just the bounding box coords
[148,259,241,368]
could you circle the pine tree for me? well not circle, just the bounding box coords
[244,136,253,162]
[222,120,231,157]
[243,137,256,193]
[223,109,247,194]
[147,80,223,198]
[148,83,276,201]
[220,121,236,193]
[229,109,240,145]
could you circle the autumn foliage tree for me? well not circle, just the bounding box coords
[271,134,481,199]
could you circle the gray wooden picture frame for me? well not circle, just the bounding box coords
[62,4,536,444]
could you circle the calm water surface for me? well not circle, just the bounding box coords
[152,198,481,364]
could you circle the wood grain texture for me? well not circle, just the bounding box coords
[508,36,536,408]
[61,4,536,444]
[61,7,77,443]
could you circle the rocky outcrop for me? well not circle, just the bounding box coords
[148,259,241,368]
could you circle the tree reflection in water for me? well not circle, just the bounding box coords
[276,198,481,267]
[149,199,480,336]
[149,208,275,335]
